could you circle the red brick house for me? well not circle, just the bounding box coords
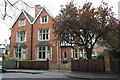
[10,5,104,62]
[10,5,59,61]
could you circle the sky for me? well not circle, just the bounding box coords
[0,0,119,44]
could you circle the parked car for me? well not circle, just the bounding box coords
[0,66,6,73]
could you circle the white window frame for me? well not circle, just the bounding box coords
[16,31,26,42]
[38,29,50,41]
[37,46,52,60]
[19,19,26,26]
[14,47,27,60]
[74,49,79,59]
[40,16,48,24]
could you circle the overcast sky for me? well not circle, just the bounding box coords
[0,0,119,44]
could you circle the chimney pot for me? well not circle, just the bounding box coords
[35,5,42,17]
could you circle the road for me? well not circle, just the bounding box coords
[1,70,81,80]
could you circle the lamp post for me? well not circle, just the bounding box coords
[17,27,21,68]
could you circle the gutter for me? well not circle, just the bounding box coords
[30,24,33,60]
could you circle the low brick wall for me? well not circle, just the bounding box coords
[49,60,71,70]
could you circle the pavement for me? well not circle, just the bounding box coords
[64,71,120,80]
[4,69,120,80]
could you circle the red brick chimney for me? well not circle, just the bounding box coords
[35,5,42,17]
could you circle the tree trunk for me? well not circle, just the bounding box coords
[85,47,92,59]
[87,52,92,59]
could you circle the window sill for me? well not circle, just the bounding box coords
[40,22,48,24]
[16,41,26,43]
[38,39,50,41]
[36,59,48,61]
[19,25,26,26]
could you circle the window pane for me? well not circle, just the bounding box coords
[46,34,48,39]
[43,52,45,59]
[45,17,47,22]
[75,53,77,58]
[43,30,45,33]
[47,47,50,50]
[43,47,45,51]
[39,47,42,51]
[75,49,77,52]
[40,34,42,40]
[39,52,42,59]
[64,52,67,58]
[43,34,45,40]
[23,48,26,53]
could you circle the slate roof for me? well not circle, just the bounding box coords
[14,43,27,47]
[37,41,52,46]
[23,10,34,22]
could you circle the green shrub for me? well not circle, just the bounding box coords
[96,52,106,59]
[4,57,22,61]
[109,49,120,59]
[79,57,85,60]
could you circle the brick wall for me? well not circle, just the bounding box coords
[104,53,111,73]
[10,13,32,60]
[32,9,58,61]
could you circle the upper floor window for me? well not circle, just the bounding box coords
[19,19,26,26]
[38,29,50,41]
[17,31,26,42]
[40,16,48,24]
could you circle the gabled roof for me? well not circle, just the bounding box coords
[10,9,34,28]
[0,44,10,50]
[32,6,54,24]
[0,44,5,49]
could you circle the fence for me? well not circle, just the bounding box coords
[71,59,105,72]
[110,59,120,74]
[2,61,17,69]
[18,60,49,70]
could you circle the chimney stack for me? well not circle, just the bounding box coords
[35,5,42,17]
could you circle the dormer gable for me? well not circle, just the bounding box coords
[10,9,34,28]
[32,6,54,24]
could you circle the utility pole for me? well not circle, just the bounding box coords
[17,27,21,68]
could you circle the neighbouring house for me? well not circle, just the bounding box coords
[0,53,4,66]
[0,44,10,55]
[10,5,104,62]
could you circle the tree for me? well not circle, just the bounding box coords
[0,0,33,20]
[99,17,119,50]
[53,1,118,59]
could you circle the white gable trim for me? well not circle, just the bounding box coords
[10,9,32,29]
[32,6,54,24]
